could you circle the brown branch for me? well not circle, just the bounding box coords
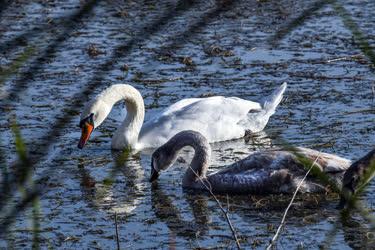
[266,153,321,250]
[115,212,120,250]
[188,166,241,249]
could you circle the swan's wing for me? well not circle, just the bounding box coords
[159,96,261,117]
[139,96,261,148]
[146,98,203,122]
[206,149,351,194]
[207,151,298,193]
[295,147,351,172]
[213,151,293,175]
[160,98,202,116]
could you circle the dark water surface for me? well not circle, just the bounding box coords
[1,0,374,249]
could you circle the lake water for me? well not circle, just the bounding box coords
[0,0,374,249]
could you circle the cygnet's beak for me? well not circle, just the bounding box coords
[78,122,94,149]
[149,160,159,182]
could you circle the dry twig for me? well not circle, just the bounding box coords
[266,153,321,250]
[189,166,241,249]
[326,54,362,63]
[115,212,120,250]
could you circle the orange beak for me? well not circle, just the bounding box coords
[78,122,94,149]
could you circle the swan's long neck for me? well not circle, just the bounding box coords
[163,131,211,187]
[97,84,145,149]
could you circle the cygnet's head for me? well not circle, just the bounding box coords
[149,145,177,182]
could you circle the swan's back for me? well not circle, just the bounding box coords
[137,83,286,149]
[139,96,261,148]
[205,148,351,194]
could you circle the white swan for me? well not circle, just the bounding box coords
[78,83,287,150]
[150,130,375,207]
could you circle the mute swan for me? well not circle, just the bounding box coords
[78,83,287,150]
[149,131,375,206]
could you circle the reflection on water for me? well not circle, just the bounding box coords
[151,183,209,239]
[340,211,375,249]
[1,0,375,248]
[78,151,146,215]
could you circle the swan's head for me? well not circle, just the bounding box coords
[149,145,177,182]
[78,99,111,149]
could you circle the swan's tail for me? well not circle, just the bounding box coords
[241,82,287,133]
[261,82,287,114]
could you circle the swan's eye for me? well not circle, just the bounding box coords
[79,113,94,128]
[79,119,85,128]
[88,113,94,123]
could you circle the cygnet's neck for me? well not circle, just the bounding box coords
[163,130,211,187]
[99,84,145,149]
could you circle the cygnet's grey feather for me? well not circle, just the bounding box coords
[153,131,375,196]
[206,150,350,194]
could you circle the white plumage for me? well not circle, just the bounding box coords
[79,83,287,150]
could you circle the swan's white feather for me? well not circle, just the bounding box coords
[138,96,262,149]
[80,83,287,150]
